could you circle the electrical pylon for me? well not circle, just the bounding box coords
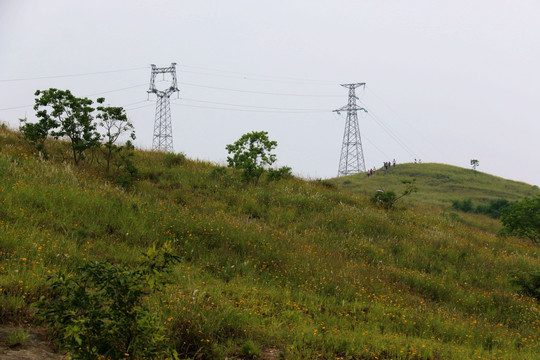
[333,83,367,177]
[148,63,179,152]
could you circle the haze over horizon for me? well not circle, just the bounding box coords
[1,0,539,186]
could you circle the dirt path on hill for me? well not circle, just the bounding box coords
[0,325,281,360]
[0,326,65,360]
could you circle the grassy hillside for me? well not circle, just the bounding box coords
[333,162,539,209]
[0,124,539,359]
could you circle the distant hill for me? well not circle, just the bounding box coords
[333,162,539,208]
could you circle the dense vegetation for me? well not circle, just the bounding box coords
[0,124,539,359]
[451,198,512,219]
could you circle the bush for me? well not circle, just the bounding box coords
[500,195,540,242]
[164,152,185,168]
[8,329,30,347]
[451,199,473,213]
[241,340,261,358]
[35,244,180,359]
[452,198,512,218]
[371,190,397,210]
[371,179,417,210]
[113,144,138,189]
[510,270,540,300]
[475,199,512,218]
[267,166,292,182]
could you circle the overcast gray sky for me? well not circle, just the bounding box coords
[1,0,539,186]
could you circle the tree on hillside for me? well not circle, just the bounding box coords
[19,115,56,157]
[226,131,277,184]
[500,195,540,243]
[96,98,136,174]
[33,88,100,164]
[470,159,479,175]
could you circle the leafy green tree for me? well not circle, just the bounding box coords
[96,98,135,174]
[33,88,100,164]
[470,159,479,175]
[19,115,56,157]
[226,131,277,184]
[500,195,540,243]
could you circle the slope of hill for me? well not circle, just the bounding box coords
[333,162,539,209]
[0,125,539,359]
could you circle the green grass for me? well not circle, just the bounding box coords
[334,162,538,208]
[0,124,539,359]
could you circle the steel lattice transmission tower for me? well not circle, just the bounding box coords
[334,83,368,177]
[148,63,179,152]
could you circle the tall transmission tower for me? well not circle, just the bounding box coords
[334,83,368,177]
[148,63,179,152]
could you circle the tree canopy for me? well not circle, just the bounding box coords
[225,131,277,184]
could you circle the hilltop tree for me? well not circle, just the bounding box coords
[96,98,136,174]
[226,131,277,184]
[470,159,479,175]
[32,88,100,164]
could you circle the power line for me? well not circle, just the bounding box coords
[122,100,151,108]
[361,105,419,159]
[362,134,391,160]
[176,97,330,112]
[124,103,155,111]
[365,85,446,159]
[0,104,32,112]
[179,64,338,84]
[85,83,148,97]
[0,84,150,112]
[180,81,341,98]
[172,102,328,114]
[0,67,148,82]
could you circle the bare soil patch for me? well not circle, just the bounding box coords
[0,326,64,360]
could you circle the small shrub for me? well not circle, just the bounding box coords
[510,270,540,300]
[210,166,236,185]
[0,294,27,323]
[35,244,180,360]
[8,329,30,347]
[313,178,337,190]
[371,179,417,209]
[241,340,261,358]
[371,190,397,210]
[113,147,138,189]
[267,166,292,182]
[164,152,185,167]
[451,199,473,213]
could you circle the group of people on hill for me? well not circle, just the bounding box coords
[366,159,397,177]
[383,159,396,170]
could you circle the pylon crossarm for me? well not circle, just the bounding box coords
[148,63,179,152]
